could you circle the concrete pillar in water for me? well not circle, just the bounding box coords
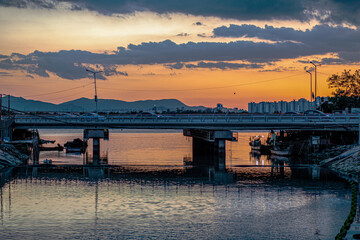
[93,138,100,165]
[32,167,38,177]
[312,166,321,180]
[216,139,226,171]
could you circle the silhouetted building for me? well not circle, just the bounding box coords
[247,97,326,113]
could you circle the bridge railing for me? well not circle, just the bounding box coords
[13,113,360,124]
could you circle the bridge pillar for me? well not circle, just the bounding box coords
[93,138,100,165]
[215,139,226,171]
[184,129,236,171]
[84,129,109,165]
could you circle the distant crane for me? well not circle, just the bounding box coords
[86,69,103,114]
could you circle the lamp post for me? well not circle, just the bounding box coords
[310,61,321,102]
[86,69,103,114]
[306,70,313,103]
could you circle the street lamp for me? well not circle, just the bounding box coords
[86,69,103,114]
[306,70,313,103]
[310,61,321,101]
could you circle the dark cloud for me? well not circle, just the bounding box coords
[166,61,264,70]
[1,22,360,80]
[165,62,184,70]
[320,57,345,65]
[258,67,297,72]
[194,22,203,26]
[175,33,189,37]
[0,71,11,76]
[143,72,155,76]
[1,0,359,26]
[0,0,84,10]
[0,50,126,80]
[26,74,34,78]
[0,0,56,9]
[213,24,360,63]
[118,71,128,76]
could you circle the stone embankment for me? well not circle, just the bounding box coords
[320,145,360,240]
[320,145,360,178]
[0,144,28,169]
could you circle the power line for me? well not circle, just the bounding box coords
[97,73,304,92]
[45,88,94,102]
[22,83,93,98]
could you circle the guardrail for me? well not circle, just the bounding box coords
[11,114,360,124]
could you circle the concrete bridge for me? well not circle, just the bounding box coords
[11,113,360,131]
[3,113,360,181]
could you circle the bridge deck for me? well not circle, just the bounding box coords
[10,114,360,131]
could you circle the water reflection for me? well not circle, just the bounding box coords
[0,130,352,239]
[0,169,351,240]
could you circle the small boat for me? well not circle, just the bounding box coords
[43,159,53,164]
[64,138,87,153]
[249,136,271,154]
[270,146,291,156]
[39,144,64,152]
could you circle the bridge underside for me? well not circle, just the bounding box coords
[183,129,237,173]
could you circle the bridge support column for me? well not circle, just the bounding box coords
[184,129,236,182]
[93,138,100,165]
[84,129,109,165]
[215,139,226,171]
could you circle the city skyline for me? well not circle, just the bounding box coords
[1,0,360,109]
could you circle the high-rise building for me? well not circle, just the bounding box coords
[248,97,325,113]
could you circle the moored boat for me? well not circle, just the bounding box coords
[249,136,271,154]
[64,138,87,153]
[270,146,291,156]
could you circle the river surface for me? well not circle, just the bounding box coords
[37,129,270,166]
[0,130,351,239]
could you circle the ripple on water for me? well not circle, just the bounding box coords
[0,176,351,240]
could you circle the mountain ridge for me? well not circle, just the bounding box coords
[2,96,206,112]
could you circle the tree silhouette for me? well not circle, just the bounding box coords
[327,69,360,97]
[324,69,360,112]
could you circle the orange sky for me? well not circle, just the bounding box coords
[0,4,359,110]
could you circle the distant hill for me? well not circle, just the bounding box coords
[2,96,206,112]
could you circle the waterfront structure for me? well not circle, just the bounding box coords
[248,97,328,113]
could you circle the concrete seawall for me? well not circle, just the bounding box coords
[320,146,360,240]
[0,144,28,169]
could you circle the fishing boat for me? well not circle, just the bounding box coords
[64,138,87,153]
[249,136,271,154]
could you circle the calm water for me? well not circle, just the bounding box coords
[38,129,270,166]
[0,130,351,239]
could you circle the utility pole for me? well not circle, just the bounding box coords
[86,69,103,114]
[306,70,313,103]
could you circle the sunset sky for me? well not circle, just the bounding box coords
[0,0,359,109]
